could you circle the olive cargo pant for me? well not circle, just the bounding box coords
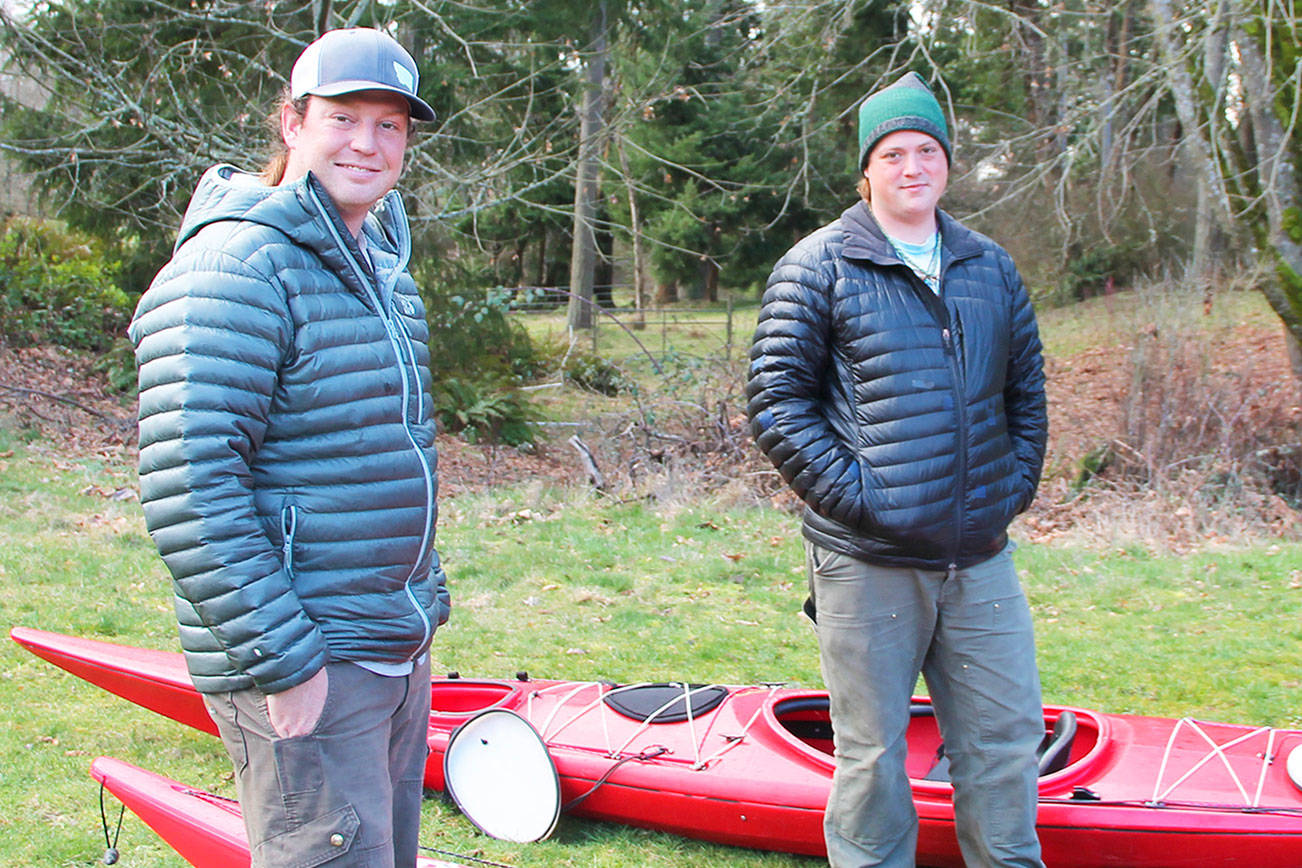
[204,657,431,868]
[807,541,1045,868]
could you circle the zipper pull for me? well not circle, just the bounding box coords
[281,506,298,572]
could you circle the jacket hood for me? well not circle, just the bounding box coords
[175,165,412,274]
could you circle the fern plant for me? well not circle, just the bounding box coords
[432,378,539,447]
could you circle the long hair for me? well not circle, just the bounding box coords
[260,89,309,185]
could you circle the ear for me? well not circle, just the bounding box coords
[281,101,305,150]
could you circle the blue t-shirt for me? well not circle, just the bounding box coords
[887,231,941,294]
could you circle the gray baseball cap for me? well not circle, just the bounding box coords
[290,28,436,121]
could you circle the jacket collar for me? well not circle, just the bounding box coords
[840,200,983,265]
[298,174,414,306]
[177,165,409,272]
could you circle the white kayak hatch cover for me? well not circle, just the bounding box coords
[443,708,561,842]
[1288,743,1302,793]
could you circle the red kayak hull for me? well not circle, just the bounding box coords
[90,756,466,867]
[19,627,1302,867]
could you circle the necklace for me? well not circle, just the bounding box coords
[889,232,942,291]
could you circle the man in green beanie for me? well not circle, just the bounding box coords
[747,71,1048,867]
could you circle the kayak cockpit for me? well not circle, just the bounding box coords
[429,680,521,718]
[770,694,1107,786]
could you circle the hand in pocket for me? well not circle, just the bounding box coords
[266,667,329,738]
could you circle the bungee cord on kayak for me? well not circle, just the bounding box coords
[97,781,124,865]
[561,745,670,812]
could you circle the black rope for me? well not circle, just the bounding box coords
[420,751,673,866]
[418,844,515,867]
[561,745,669,813]
[98,781,125,865]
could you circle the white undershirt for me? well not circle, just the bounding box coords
[356,653,427,678]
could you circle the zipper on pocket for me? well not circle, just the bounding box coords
[280,504,298,579]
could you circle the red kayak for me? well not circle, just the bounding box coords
[91,756,467,867]
[16,626,1302,867]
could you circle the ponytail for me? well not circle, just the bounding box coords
[259,90,309,185]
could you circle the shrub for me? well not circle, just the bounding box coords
[0,217,130,350]
[417,278,546,445]
[91,337,139,395]
[562,351,635,396]
[1061,240,1152,302]
[1076,285,1302,535]
[431,377,538,447]
[420,283,540,382]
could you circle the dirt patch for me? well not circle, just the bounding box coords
[0,344,573,495]
[0,345,136,463]
[1022,320,1301,547]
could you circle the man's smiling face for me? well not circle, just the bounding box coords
[280,91,410,235]
[862,129,948,236]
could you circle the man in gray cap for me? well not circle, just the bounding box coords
[747,71,1048,867]
[130,28,447,867]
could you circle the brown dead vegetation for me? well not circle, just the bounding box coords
[2,310,1299,550]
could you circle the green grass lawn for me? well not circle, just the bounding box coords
[2,435,1299,866]
[517,301,755,368]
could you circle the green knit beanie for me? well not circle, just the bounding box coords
[856,71,951,170]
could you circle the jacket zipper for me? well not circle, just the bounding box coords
[898,243,967,574]
[933,254,966,574]
[307,185,434,654]
[941,323,966,573]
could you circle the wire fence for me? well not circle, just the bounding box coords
[494,285,752,364]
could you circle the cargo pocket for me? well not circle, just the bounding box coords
[272,735,327,825]
[253,803,360,868]
[803,542,821,624]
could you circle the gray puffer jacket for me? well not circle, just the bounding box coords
[747,201,1047,571]
[130,165,450,695]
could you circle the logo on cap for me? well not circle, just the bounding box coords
[393,62,415,93]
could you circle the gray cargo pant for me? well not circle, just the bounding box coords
[807,541,1044,868]
[204,657,431,868]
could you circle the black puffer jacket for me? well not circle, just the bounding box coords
[747,201,1047,570]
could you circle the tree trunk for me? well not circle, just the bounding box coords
[509,237,527,287]
[567,0,609,333]
[1099,0,1134,169]
[1150,0,1232,293]
[595,222,614,309]
[615,136,648,329]
[312,0,333,36]
[1234,25,1302,375]
[533,227,548,289]
[1009,0,1057,175]
[700,256,719,304]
